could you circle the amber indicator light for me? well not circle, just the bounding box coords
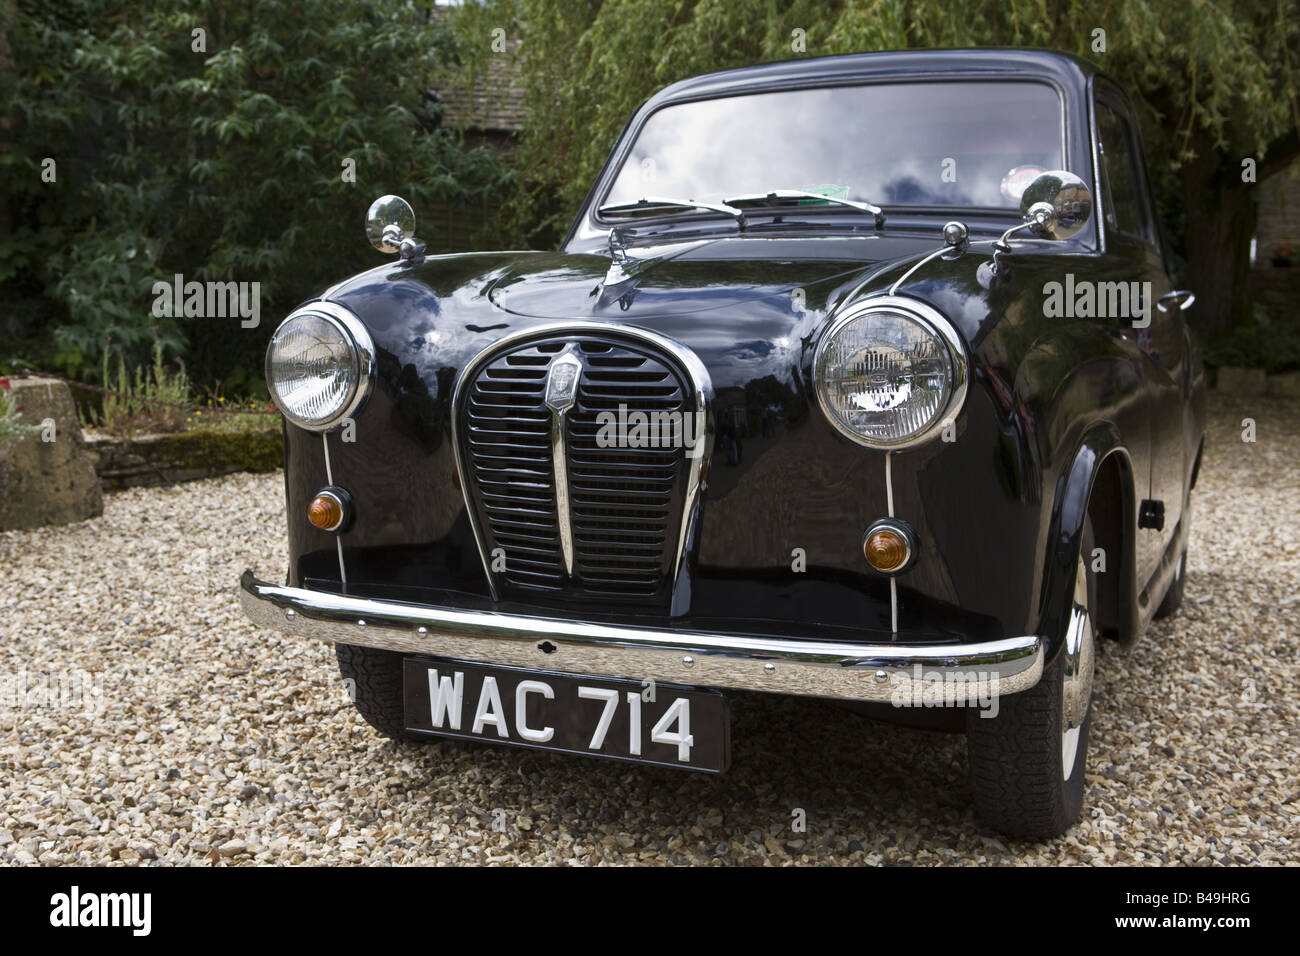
[308,494,344,531]
[864,528,910,572]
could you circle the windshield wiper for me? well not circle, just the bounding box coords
[723,189,885,227]
[598,196,746,227]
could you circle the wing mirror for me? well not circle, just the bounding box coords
[1019,170,1092,240]
[983,170,1094,288]
[365,194,424,261]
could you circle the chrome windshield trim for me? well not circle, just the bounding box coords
[240,571,1045,703]
[577,74,1069,247]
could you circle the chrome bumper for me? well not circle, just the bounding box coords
[239,571,1044,703]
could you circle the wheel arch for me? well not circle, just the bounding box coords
[1038,422,1140,659]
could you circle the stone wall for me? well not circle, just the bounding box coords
[85,429,282,491]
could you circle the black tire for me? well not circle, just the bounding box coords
[966,523,1097,839]
[335,642,407,739]
[1155,546,1186,619]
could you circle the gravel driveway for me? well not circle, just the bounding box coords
[2,394,1297,865]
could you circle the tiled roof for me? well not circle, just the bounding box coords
[434,41,525,134]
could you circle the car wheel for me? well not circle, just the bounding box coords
[335,642,408,739]
[966,525,1096,839]
[1155,546,1187,619]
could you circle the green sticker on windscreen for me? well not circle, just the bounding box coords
[798,184,851,204]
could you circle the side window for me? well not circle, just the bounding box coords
[1096,101,1154,244]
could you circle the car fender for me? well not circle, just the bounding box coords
[1038,421,1140,660]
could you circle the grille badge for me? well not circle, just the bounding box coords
[545,351,582,410]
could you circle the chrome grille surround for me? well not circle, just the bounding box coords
[452,322,713,615]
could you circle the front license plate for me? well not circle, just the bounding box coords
[403,658,729,772]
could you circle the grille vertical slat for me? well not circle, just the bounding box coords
[460,334,694,606]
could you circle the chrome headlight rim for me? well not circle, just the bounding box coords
[813,294,969,451]
[265,301,376,433]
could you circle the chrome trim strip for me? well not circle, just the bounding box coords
[544,350,582,576]
[451,321,714,613]
[321,433,334,485]
[321,435,346,585]
[813,295,969,452]
[550,406,575,575]
[885,450,897,633]
[266,301,376,433]
[888,245,951,295]
[240,571,1045,702]
[884,449,895,516]
[580,74,1070,246]
[890,578,898,635]
[1087,76,1109,256]
[670,382,709,616]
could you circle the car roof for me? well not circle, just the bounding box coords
[648,48,1103,106]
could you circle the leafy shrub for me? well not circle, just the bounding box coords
[89,332,192,438]
[1202,304,1300,374]
[1,0,517,386]
[0,386,42,443]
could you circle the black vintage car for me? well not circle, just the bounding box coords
[240,49,1205,838]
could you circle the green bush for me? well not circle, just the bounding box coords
[1203,304,1300,374]
[0,386,41,443]
[90,331,193,438]
[1,0,516,387]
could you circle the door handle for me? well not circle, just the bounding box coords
[1157,289,1196,312]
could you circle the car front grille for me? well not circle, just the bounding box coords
[458,331,700,609]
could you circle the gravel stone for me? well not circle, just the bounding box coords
[1,394,1296,864]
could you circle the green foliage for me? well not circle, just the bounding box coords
[143,428,282,474]
[485,0,1299,253]
[0,387,42,442]
[7,0,1296,385]
[94,428,283,491]
[91,331,192,437]
[1,0,516,384]
[186,405,280,434]
[1203,304,1300,374]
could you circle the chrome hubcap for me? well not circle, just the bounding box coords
[1061,557,1095,780]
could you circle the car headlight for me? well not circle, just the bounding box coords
[265,302,375,431]
[814,296,968,449]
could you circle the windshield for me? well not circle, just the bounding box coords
[602,80,1064,215]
